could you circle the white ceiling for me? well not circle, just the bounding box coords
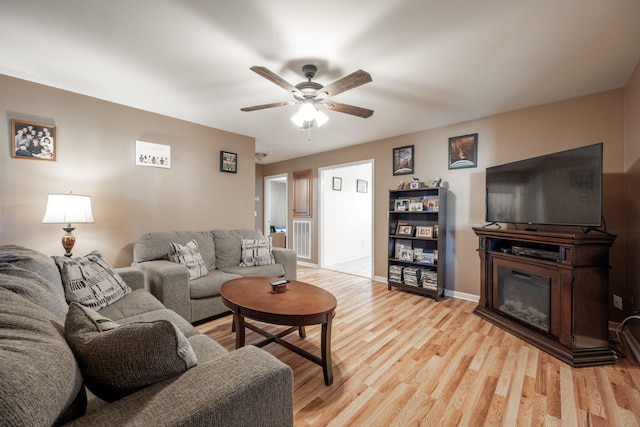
[1,1,639,164]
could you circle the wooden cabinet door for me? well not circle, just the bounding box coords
[293,169,311,218]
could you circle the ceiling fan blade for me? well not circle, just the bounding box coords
[316,70,372,98]
[324,101,374,118]
[241,101,294,112]
[250,66,303,99]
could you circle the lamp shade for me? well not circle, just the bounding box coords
[42,193,94,224]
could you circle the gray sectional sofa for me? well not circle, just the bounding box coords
[0,244,293,426]
[132,229,298,323]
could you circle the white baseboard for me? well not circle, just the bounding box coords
[372,275,480,302]
[297,261,318,268]
[444,289,480,303]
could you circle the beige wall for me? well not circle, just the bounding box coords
[624,63,640,317]
[261,90,626,298]
[0,74,256,267]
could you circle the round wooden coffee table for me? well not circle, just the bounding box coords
[220,277,337,385]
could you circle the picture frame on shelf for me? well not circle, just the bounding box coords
[448,133,478,169]
[393,145,414,175]
[399,249,414,262]
[394,239,412,259]
[394,198,410,211]
[356,179,368,193]
[332,177,342,191]
[220,151,237,173]
[11,119,56,161]
[417,252,436,264]
[433,225,439,238]
[416,226,434,239]
[396,224,414,236]
[423,197,439,212]
[409,197,423,211]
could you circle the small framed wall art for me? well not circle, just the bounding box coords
[448,133,478,169]
[356,179,368,193]
[11,119,56,160]
[136,140,171,168]
[393,145,414,175]
[332,177,342,191]
[220,151,237,173]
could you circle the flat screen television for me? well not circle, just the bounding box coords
[485,143,603,227]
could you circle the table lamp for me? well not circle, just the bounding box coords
[42,192,94,257]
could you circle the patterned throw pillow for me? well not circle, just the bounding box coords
[169,239,208,280]
[53,251,131,310]
[239,238,275,267]
[64,302,197,402]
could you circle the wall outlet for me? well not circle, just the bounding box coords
[613,294,623,310]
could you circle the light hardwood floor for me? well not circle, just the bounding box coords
[196,266,640,426]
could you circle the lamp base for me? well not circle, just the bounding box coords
[62,226,76,257]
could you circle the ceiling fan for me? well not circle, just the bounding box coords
[241,64,374,128]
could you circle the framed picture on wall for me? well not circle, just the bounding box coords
[356,179,368,193]
[393,145,414,175]
[448,133,478,169]
[220,151,237,173]
[332,177,342,191]
[11,119,56,161]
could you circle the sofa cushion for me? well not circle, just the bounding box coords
[239,238,275,267]
[0,244,64,288]
[0,288,86,426]
[212,229,265,268]
[65,302,198,402]
[114,307,200,338]
[189,269,241,299]
[220,264,286,278]
[0,263,68,321]
[97,288,165,320]
[54,251,131,310]
[169,239,209,280]
[133,231,216,270]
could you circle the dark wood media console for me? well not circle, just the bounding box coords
[472,227,616,367]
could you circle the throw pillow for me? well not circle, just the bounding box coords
[239,238,275,267]
[64,302,198,402]
[53,251,131,310]
[169,239,208,280]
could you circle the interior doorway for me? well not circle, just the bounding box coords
[264,173,288,248]
[319,160,373,278]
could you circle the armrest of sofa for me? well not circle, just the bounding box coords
[272,247,297,280]
[66,346,294,427]
[133,260,192,322]
[115,267,145,291]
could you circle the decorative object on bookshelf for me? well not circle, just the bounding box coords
[394,198,410,211]
[393,145,414,176]
[394,239,412,259]
[409,197,423,211]
[423,197,439,212]
[448,133,478,169]
[415,225,433,239]
[396,224,414,236]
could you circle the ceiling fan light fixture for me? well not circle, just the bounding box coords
[315,110,329,127]
[299,99,317,121]
[290,109,306,127]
